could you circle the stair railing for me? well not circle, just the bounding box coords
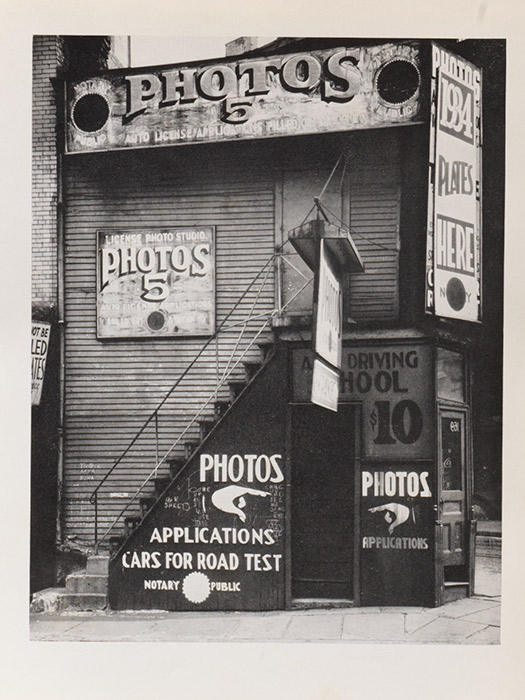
[89,250,313,553]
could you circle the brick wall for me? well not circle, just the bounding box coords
[32,35,64,310]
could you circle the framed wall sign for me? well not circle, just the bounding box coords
[97,227,215,338]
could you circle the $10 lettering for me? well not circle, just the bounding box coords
[371,400,423,445]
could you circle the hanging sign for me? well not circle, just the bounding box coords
[65,43,422,154]
[31,321,51,406]
[311,358,340,412]
[313,239,343,370]
[425,44,482,321]
[97,227,215,338]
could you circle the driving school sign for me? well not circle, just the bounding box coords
[293,343,433,458]
[65,43,422,154]
[97,227,215,338]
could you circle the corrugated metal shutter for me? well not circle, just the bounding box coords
[347,135,401,320]
[279,132,401,321]
[63,145,275,543]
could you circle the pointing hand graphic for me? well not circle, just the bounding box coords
[211,485,268,522]
[368,503,411,534]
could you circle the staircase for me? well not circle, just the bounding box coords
[31,340,275,613]
[103,341,274,555]
[30,555,109,612]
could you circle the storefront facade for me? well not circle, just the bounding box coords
[58,38,493,609]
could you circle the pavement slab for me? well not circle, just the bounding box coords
[461,624,500,645]
[46,619,157,641]
[380,607,424,614]
[438,597,500,618]
[283,613,344,641]
[407,616,486,643]
[404,612,441,635]
[342,613,406,642]
[460,605,501,626]
[29,591,501,644]
[226,614,292,640]
[134,615,241,641]
[30,619,84,640]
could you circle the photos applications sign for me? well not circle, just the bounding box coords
[113,451,286,610]
[65,43,421,154]
[97,227,215,338]
[426,44,482,322]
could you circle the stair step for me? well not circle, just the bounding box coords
[61,593,107,611]
[184,442,198,460]
[154,477,171,496]
[214,401,230,421]
[168,457,186,479]
[229,381,246,402]
[258,340,274,361]
[139,496,156,518]
[124,516,141,535]
[86,555,109,575]
[30,587,68,614]
[109,535,125,556]
[199,420,215,441]
[243,362,261,382]
[66,573,108,594]
[443,582,469,604]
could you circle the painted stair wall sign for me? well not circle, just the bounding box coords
[109,356,287,611]
[111,453,285,611]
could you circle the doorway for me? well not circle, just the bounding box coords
[291,403,356,600]
[439,409,471,590]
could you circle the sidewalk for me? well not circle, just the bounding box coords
[30,553,501,644]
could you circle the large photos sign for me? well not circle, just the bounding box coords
[425,44,482,321]
[65,43,421,154]
[97,227,215,338]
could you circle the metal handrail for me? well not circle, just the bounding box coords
[90,253,278,548]
[94,317,276,551]
[89,253,276,505]
[89,250,314,551]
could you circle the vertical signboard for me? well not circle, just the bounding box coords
[31,321,51,406]
[311,239,342,411]
[426,45,482,321]
[97,227,215,338]
[313,240,342,369]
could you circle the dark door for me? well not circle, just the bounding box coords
[291,404,355,600]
